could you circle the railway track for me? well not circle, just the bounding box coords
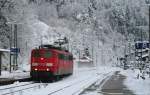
[47,71,113,95]
[0,82,48,95]
[0,68,115,95]
[48,76,92,95]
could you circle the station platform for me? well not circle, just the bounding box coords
[0,71,30,85]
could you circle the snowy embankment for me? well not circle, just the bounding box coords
[120,69,150,95]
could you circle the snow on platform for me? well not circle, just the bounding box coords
[120,69,150,95]
[0,70,30,79]
[0,49,10,52]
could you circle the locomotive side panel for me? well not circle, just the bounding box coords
[57,53,73,75]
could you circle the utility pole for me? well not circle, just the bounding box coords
[124,35,127,69]
[140,29,143,71]
[15,24,18,70]
[91,20,95,66]
[101,48,104,65]
[82,31,85,49]
[79,50,80,65]
[149,5,150,78]
[129,42,131,64]
[128,33,132,65]
[92,31,94,65]
[9,24,12,72]
[149,6,150,63]
[13,24,18,70]
[0,52,2,75]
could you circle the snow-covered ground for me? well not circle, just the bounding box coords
[1,66,150,95]
[0,70,30,79]
[0,66,118,95]
[120,69,150,95]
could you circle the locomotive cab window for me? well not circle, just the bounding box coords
[59,54,72,60]
[59,54,65,60]
[33,51,41,57]
[44,51,52,58]
[64,55,69,60]
[69,55,73,60]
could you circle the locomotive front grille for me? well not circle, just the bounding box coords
[32,63,53,67]
[31,71,53,79]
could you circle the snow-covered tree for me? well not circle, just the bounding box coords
[0,0,149,69]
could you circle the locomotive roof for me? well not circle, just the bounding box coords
[34,44,70,53]
[40,45,62,50]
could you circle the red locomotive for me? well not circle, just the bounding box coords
[30,45,73,81]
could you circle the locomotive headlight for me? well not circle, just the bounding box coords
[46,63,53,67]
[47,68,49,71]
[32,63,38,66]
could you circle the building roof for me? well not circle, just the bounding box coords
[0,49,10,52]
